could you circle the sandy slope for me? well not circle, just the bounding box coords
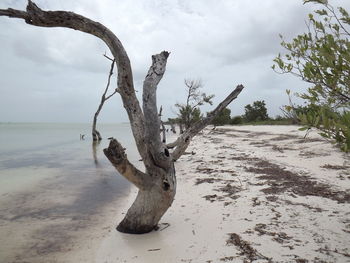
[95,125,350,263]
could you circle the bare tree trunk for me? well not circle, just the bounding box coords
[92,57,116,141]
[0,1,244,234]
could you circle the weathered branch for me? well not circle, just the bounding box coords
[142,51,171,169]
[92,58,116,141]
[104,139,148,189]
[189,84,244,135]
[105,89,118,100]
[171,84,244,161]
[103,53,114,62]
[171,136,191,160]
[0,1,148,161]
[0,8,29,20]
[166,136,180,149]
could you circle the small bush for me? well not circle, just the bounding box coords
[244,100,269,122]
[231,116,243,125]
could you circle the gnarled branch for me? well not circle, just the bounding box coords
[104,139,148,189]
[142,51,171,170]
[170,84,244,161]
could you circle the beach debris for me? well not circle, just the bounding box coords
[226,233,271,262]
[148,248,161,252]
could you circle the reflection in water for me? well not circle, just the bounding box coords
[92,140,101,167]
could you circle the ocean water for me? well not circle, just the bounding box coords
[0,122,140,193]
[0,123,140,262]
[0,122,138,156]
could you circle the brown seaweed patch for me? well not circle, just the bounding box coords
[254,223,292,244]
[226,233,271,262]
[220,256,235,261]
[229,154,260,162]
[270,134,299,141]
[200,181,241,202]
[195,178,222,185]
[283,200,325,212]
[249,141,273,148]
[244,159,350,203]
[299,151,330,158]
[196,165,238,176]
[271,145,296,152]
[203,194,222,202]
[321,164,349,170]
[217,183,241,200]
[266,195,279,202]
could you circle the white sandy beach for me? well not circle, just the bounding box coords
[89,125,350,263]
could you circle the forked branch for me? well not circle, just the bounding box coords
[104,139,148,189]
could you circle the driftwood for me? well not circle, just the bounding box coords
[0,1,244,234]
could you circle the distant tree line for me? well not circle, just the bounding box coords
[169,91,292,128]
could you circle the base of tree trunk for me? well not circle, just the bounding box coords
[116,220,157,234]
[116,185,176,234]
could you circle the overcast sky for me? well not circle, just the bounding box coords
[1,0,349,123]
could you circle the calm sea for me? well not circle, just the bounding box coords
[0,123,140,262]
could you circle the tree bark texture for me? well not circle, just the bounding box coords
[159,106,166,143]
[104,138,176,233]
[0,1,244,234]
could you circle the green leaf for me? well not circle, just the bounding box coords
[299,126,309,131]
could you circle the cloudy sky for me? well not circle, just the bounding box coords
[0,0,349,123]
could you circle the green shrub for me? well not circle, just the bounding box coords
[274,0,350,152]
[212,108,231,126]
[244,100,269,122]
[231,115,243,125]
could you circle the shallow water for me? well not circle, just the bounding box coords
[0,123,139,262]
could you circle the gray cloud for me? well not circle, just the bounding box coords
[0,0,349,122]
